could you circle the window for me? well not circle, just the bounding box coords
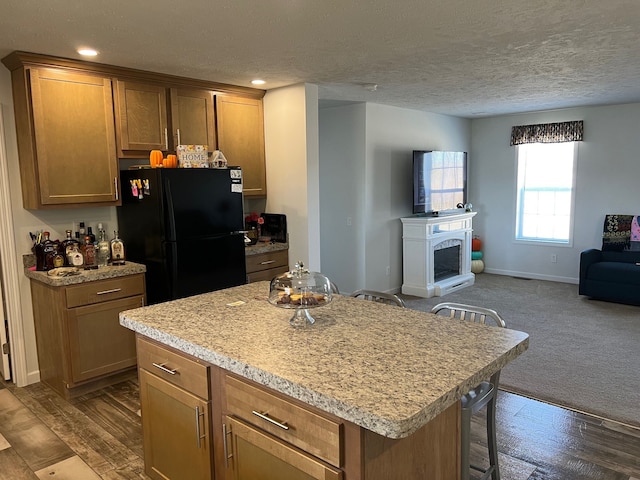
[515,142,576,244]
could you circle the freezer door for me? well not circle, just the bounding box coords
[162,168,243,240]
[160,233,247,302]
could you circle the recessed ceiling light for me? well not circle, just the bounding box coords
[77,48,98,57]
[251,79,266,86]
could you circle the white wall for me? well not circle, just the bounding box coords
[319,102,471,294]
[471,103,640,282]
[263,84,320,271]
[318,103,367,293]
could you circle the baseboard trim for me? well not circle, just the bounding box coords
[483,268,579,285]
[26,370,41,386]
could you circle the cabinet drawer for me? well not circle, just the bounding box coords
[247,266,289,283]
[137,336,209,399]
[66,274,145,308]
[245,250,288,274]
[225,375,341,467]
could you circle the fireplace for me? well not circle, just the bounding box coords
[434,243,461,282]
[401,212,476,298]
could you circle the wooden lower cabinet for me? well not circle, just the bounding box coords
[29,274,144,398]
[66,296,140,383]
[217,373,460,480]
[139,370,212,480]
[246,249,289,283]
[137,336,213,480]
[223,416,342,480]
[136,337,460,480]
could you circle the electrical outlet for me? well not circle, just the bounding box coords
[386,266,390,276]
[551,254,557,263]
[346,216,352,226]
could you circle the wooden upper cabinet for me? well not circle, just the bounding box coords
[170,87,216,149]
[116,80,169,153]
[14,67,120,209]
[116,83,217,155]
[216,95,266,196]
[2,51,266,208]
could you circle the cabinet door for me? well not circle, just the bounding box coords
[216,95,266,196]
[116,80,169,152]
[28,68,119,207]
[224,416,342,480]
[170,87,216,148]
[66,295,141,383]
[139,369,212,480]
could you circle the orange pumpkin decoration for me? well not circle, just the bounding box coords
[472,236,482,252]
[149,150,163,168]
[163,154,178,168]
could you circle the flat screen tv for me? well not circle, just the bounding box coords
[412,150,467,214]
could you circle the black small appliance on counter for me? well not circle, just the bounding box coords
[260,213,287,243]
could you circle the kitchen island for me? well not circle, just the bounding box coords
[120,281,528,480]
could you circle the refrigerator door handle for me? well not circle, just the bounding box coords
[165,179,177,241]
[168,242,179,298]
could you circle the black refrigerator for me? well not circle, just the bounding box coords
[117,167,247,305]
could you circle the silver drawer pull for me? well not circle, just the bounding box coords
[195,406,206,448]
[96,288,122,295]
[223,423,232,468]
[251,410,289,430]
[259,260,276,265]
[152,362,178,375]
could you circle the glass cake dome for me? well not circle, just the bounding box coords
[268,262,333,327]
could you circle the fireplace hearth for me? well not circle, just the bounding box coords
[401,212,476,298]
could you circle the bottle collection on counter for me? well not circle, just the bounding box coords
[32,222,126,271]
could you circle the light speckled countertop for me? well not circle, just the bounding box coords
[120,281,528,439]
[25,262,146,287]
[244,241,288,255]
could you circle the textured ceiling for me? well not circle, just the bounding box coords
[1,0,640,118]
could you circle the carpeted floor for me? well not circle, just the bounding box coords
[401,273,640,428]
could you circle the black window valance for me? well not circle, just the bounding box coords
[510,120,583,146]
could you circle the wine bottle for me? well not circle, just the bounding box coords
[61,230,79,266]
[110,230,126,265]
[96,227,110,267]
[83,235,96,267]
[86,226,96,245]
[78,222,86,244]
[67,244,84,267]
[34,232,49,271]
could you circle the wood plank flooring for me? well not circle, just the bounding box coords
[1,376,639,479]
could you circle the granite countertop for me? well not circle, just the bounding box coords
[119,282,528,439]
[245,241,288,255]
[25,261,147,287]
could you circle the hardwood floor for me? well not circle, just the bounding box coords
[1,376,639,479]
[0,375,148,479]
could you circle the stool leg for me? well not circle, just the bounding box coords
[461,404,471,480]
[486,395,501,480]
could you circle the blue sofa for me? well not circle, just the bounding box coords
[579,249,640,305]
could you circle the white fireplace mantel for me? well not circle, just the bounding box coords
[401,211,477,298]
